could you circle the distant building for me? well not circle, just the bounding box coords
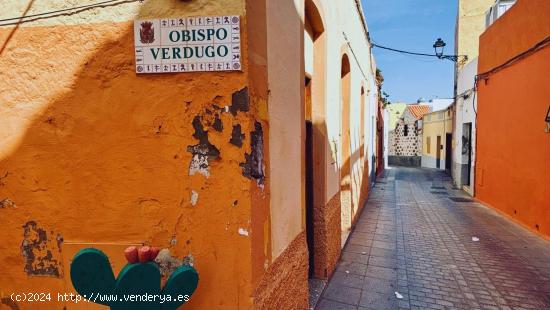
[421,107,453,170]
[427,98,453,113]
[388,105,431,166]
[386,102,408,131]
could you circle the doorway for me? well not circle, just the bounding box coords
[304,0,326,281]
[445,133,452,171]
[463,123,472,186]
[304,77,315,277]
[436,135,442,169]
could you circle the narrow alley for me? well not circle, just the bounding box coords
[317,167,550,310]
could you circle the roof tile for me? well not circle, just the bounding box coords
[407,105,431,119]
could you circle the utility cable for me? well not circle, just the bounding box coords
[371,42,437,57]
[477,36,550,81]
[474,36,550,115]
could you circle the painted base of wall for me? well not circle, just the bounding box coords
[421,155,445,170]
[358,166,371,220]
[340,183,352,234]
[451,161,473,190]
[388,156,421,167]
[253,231,309,310]
[474,197,550,243]
[313,193,342,279]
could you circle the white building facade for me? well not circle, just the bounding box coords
[452,59,478,193]
[452,0,516,194]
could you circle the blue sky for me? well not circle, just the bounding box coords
[362,0,458,103]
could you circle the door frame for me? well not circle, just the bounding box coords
[436,135,442,169]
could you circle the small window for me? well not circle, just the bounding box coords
[427,136,431,154]
[404,124,409,136]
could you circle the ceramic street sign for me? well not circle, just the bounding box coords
[134,16,241,74]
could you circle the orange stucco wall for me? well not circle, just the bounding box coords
[0,1,276,309]
[476,0,550,238]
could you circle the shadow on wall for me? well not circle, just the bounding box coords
[0,1,261,309]
[302,0,374,283]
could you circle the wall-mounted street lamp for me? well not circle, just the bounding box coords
[433,38,446,58]
[432,38,468,63]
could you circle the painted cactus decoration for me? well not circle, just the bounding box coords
[70,248,198,310]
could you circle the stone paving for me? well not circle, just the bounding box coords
[316,167,550,310]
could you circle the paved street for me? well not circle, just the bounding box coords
[317,167,550,310]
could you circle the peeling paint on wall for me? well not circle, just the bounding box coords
[155,248,183,278]
[0,198,16,208]
[21,221,62,277]
[230,124,245,147]
[169,235,177,246]
[229,87,249,116]
[0,297,19,310]
[187,115,220,177]
[183,253,195,267]
[212,114,223,132]
[190,190,199,206]
[0,171,9,187]
[240,122,265,183]
[238,228,249,236]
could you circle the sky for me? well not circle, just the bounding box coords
[362,0,458,103]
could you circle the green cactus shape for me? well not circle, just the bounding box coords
[70,248,199,310]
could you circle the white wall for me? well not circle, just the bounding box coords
[321,0,377,200]
[267,0,304,258]
[383,108,389,168]
[267,0,377,259]
[428,98,453,112]
[453,58,478,194]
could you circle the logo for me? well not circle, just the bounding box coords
[140,21,155,44]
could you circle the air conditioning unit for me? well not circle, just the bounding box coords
[485,0,516,28]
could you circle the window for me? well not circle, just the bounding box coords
[486,0,516,27]
[427,136,431,154]
[404,124,409,136]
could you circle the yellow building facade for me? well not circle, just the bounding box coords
[455,0,495,69]
[421,108,453,170]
